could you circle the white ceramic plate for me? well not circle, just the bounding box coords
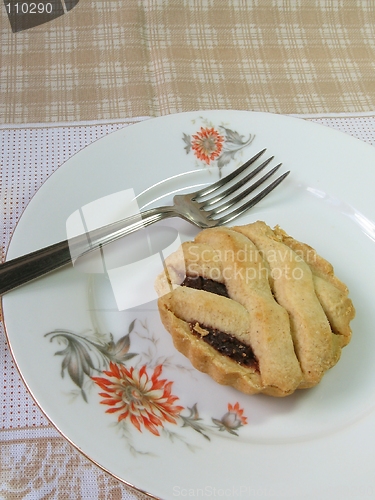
[3,111,375,500]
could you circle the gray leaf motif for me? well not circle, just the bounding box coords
[45,328,137,402]
[60,337,95,389]
[182,133,191,154]
[216,127,255,172]
[180,403,211,441]
[107,334,131,360]
[216,149,237,170]
[220,127,252,146]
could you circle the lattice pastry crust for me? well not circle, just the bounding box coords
[155,221,355,397]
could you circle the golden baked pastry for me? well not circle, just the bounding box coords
[155,221,355,397]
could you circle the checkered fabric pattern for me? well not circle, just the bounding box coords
[2,1,375,124]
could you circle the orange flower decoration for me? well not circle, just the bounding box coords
[191,127,224,164]
[218,402,248,432]
[92,363,184,436]
[227,402,248,425]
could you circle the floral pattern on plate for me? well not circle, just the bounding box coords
[182,117,255,174]
[45,318,248,455]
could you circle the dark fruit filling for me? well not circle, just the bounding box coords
[181,275,229,297]
[189,323,258,369]
[182,274,258,369]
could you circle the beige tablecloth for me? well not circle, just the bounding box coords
[2,2,375,499]
[2,1,375,123]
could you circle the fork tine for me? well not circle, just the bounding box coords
[201,156,275,208]
[193,149,266,199]
[209,163,282,215]
[213,171,290,225]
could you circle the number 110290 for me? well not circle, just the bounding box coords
[5,2,54,14]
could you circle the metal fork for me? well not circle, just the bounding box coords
[0,149,289,294]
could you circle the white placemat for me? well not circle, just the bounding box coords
[1,113,375,499]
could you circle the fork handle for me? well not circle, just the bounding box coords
[0,205,176,295]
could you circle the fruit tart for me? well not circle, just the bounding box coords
[155,221,355,397]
